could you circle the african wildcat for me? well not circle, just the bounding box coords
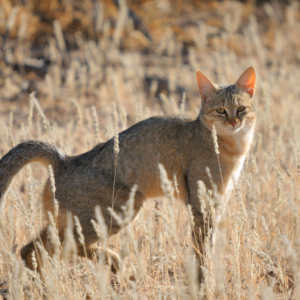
[0,67,256,282]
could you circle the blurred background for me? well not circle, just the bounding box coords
[1,2,300,298]
[0,0,299,128]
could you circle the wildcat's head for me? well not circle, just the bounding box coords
[196,67,256,136]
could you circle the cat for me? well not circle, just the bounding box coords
[0,67,256,282]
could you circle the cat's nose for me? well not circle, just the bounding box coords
[229,119,237,126]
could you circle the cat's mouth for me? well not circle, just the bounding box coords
[215,121,244,135]
[226,122,243,133]
[227,121,241,127]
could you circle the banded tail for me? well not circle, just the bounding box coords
[0,141,65,210]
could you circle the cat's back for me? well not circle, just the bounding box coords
[120,115,194,143]
[71,114,212,174]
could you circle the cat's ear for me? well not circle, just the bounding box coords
[235,67,256,97]
[196,70,216,102]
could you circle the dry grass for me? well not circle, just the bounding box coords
[1,0,300,299]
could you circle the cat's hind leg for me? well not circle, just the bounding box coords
[72,182,145,274]
[77,244,120,273]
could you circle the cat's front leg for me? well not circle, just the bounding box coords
[187,173,217,285]
[189,205,214,284]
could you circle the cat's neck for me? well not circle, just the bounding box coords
[196,119,255,196]
[218,123,255,157]
[218,123,255,194]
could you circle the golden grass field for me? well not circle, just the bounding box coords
[1,0,300,299]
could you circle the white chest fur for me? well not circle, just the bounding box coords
[224,125,254,194]
[225,155,245,194]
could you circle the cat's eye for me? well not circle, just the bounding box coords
[237,106,245,112]
[216,108,226,114]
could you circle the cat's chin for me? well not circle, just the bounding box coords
[214,124,243,136]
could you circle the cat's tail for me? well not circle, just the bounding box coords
[0,141,65,211]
